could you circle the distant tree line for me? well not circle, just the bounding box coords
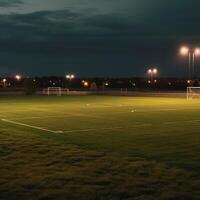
[0,77,199,94]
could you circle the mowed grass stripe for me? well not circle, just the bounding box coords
[0,96,200,199]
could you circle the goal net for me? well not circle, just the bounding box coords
[44,87,69,96]
[187,87,200,99]
[47,87,61,96]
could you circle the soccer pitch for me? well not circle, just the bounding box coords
[0,95,200,199]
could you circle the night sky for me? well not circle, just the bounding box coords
[1,0,200,77]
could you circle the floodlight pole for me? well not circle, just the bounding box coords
[180,47,200,82]
[189,51,196,81]
[189,52,191,81]
[192,52,195,79]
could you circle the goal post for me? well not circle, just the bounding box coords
[187,87,200,99]
[47,87,62,96]
[44,87,70,96]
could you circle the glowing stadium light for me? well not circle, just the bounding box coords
[84,81,89,87]
[15,74,21,81]
[148,68,158,75]
[147,68,158,85]
[2,78,6,83]
[153,68,158,74]
[66,74,75,80]
[180,46,189,55]
[71,74,75,79]
[105,82,109,86]
[180,46,200,80]
[82,80,89,87]
[195,48,200,56]
[148,69,152,74]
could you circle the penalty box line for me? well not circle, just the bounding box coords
[1,119,63,134]
[1,118,152,134]
[1,118,123,134]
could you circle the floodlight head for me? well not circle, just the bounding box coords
[195,48,200,56]
[105,82,109,86]
[71,74,75,79]
[153,68,158,74]
[66,74,75,80]
[15,74,21,81]
[66,75,70,79]
[148,69,152,74]
[84,81,89,87]
[180,46,189,55]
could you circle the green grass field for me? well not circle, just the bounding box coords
[0,95,200,200]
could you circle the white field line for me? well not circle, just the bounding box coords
[1,119,63,134]
[1,118,153,135]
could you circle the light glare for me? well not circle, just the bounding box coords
[66,74,75,80]
[195,48,200,56]
[153,68,158,74]
[15,75,21,81]
[180,46,189,55]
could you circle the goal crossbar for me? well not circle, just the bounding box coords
[44,87,69,96]
[187,87,200,99]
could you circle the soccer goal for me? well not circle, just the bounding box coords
[47,87,62,96]
[187,87,200,99]
[44,87,69,96]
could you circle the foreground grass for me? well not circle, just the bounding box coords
[0,96,200,199]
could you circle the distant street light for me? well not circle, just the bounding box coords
[105,82,109,86]
[195,48,200,56]
[82,80,89,87]
[180,46,200,80]
[66,74,75,81]
[15,74,22,81]
[66,74,75,89]
[147,68,158,83]
[2,78,7,87]
[180,46,189,56]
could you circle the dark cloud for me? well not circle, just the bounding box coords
[1,1,200,76]
[0,10,138,38]
[0,0,22,7]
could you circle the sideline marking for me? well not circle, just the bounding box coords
[1,119,63,133]
[1,118,152,135]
